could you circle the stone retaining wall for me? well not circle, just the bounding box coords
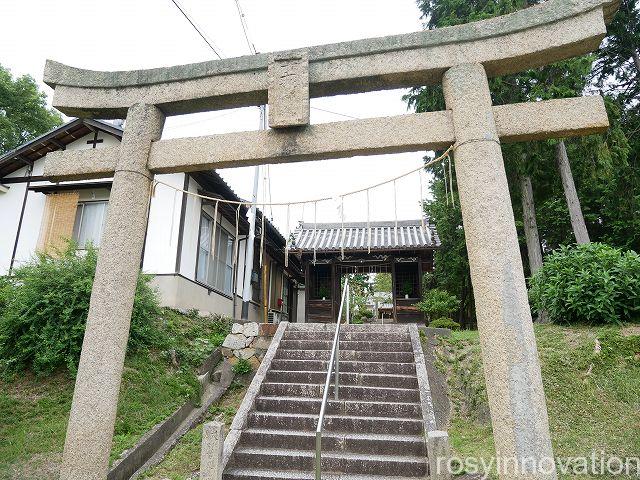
[221,322,277,369]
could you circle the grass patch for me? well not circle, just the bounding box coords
[0,308,230,480]
[432,324,640,479]
[140,382,248,480]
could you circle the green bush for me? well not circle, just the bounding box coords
[359,309,374,319]
[0,243,161,376]
[529,243,640,325]
[417,288,461,320]
[232,358,253,375]
[0,276,12,312]
[429,317,461,330]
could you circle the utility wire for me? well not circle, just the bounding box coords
[169,0,223,59]
[311,106,359,120]
[234,0,257,55]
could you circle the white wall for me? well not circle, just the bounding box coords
[0,164,45,274]
[142,173,185,274]
[66,131,120,152]
[0,139,268,319]
[0,130,122,275]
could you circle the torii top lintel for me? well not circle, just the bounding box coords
[44,0,618,119]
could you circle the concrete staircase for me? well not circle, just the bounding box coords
[222,323,433,479]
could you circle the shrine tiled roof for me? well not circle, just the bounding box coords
[291,219,439,253]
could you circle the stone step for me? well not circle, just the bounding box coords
[260,382,420,403]
[247,411,424,435]
[237,428,426,456]
[275,349,415,363]
[223,468,424,480]
[283,330,411,343]
[279,339,413,352]
[269,358,417,375]
[228,447,427,477]
[254,396,422,418]
[265,370,418,389]
[287,324,410,334]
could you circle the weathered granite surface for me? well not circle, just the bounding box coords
[59,104,166,480]
[43,0,617,117]
[43,96,607,181]
[200,421,224,480]
[268,52,310,128]
[443,63,557,479]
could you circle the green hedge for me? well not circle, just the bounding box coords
[529,243,640,325]
[429,317,461,330]
[0,243,161,377]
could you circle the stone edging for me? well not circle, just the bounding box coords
[221,321,289,471]
[409,323,438,433]
[107,347,231,480]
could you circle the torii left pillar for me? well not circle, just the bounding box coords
[60,104,165,480]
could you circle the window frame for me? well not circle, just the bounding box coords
[195,209,236,296]
[72,199,109,249]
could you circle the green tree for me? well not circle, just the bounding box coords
[590,0,640,108]
[342,273,372,319]
[0,64,62,154]
[372,272,392,293]
[417,288,461,321]
[407,0,639,326]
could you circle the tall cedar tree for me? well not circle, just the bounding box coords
[0,64,62,155]
[406,0,638,326]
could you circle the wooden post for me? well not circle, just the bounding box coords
[391,257,397,322]
[304,261,310,323]
[262,258,269,323]
[555,140,590,244]
[520,174,544,275]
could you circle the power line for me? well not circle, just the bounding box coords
[234,0,257,55]
[169,0,223,59]
[311,106,359,120]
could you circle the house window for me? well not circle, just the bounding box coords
[196,212,235,295]
[73,201,108,248]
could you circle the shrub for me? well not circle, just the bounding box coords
[0,275,12,312]
[429,317,461,330]
[232,358,253,375]
[417,288,461,320]
[0,242,161,376]
[529,243,640,325]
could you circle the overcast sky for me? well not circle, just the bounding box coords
[0,0,436,235]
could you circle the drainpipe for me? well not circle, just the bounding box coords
[9,164,33,274]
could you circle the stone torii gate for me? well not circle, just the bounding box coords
[43,1,617,478]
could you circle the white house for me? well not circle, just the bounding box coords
[0,119,303,322]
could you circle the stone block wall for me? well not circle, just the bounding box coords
[221,322,274,370]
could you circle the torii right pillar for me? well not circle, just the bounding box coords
[444,63,556,479]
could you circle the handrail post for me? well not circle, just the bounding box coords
[346,284,350,324]
[315,430,322,479]
[334,327,339,401]
[316,279,349,480]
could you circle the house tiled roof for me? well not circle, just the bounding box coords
[0,119,123,178]
[292,220,439,253]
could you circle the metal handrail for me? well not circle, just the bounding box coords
[315,280,350,480]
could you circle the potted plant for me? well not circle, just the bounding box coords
[401,280,413,299]
[318,285,330,301]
